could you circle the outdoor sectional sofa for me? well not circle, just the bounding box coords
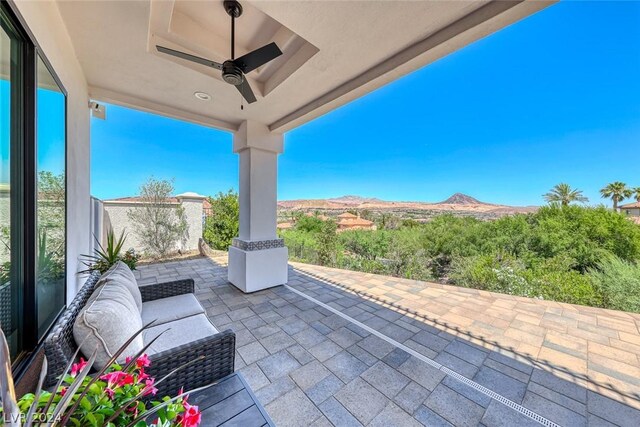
[43,262,235,397]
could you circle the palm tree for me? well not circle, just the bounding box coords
[634,187,640,203]
[543,183,589,206]
[600,182,632,211]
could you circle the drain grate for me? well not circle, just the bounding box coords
[285,279,561,427]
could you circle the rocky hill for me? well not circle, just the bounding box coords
[439,193,486,205]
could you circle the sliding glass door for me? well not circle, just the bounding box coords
[0,3,67,365]
[36,56,66,338]
[0,3,24,359]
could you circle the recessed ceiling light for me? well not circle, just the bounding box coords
[194,91,211,101]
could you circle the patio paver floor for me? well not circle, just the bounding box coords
[135,256,640,426]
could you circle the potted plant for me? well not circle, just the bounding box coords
[0,327,203,427]
[80,230,140,275]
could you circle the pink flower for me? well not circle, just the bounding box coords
[100,370,134,387]
[142,378,158,396]
[100,371,126,386]
[59,387,68,397]
[70,358,88,377]
[105,387,115,399]
[125,356,133,364]
[181,401,201,427]
[120,373,135,386]
[126,403,139,418]
[136,354,151,369]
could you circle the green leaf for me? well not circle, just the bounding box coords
[86,412,98,427]
[80,396,92,410]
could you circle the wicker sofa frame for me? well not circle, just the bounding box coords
[43,273,235,397]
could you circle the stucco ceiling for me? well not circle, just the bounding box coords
[55,0,554,133]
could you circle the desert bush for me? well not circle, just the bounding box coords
[340,229,389,261]
[295,214,325,233]
[529,205,640,271]
[589,256,640,312]
[450,253,600,305]
[279,206,640,311]
[282,230,319,264]
[203,189,239,250]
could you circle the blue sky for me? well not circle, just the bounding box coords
[90,1,640,206]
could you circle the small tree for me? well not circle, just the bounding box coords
[317,220,338,266]
[203,189,239,250]
[127,177,188,258]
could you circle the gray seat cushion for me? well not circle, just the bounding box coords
[141,293,205,326]
[73,278,144,369]
[143,314,218,356]
[98,261,142,313]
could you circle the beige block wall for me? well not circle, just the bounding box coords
[102,197,203,255]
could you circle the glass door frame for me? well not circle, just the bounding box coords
[1,0,68,375]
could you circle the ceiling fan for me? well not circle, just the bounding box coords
[156,0,282,104]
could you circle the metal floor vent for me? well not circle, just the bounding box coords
[286,276,562,427]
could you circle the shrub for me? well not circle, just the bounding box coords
[203,190,239,250]
[317,220,338,266]
[589,256,640,313]
[295,215,325,233]
[282,230,319,264]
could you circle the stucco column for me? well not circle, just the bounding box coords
[228,121,288,292]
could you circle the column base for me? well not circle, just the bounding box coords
[228,240,288,293]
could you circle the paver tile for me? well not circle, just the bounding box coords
[361,361,411,399]
[393,381,431,414]
[257,350,301,381]
[318,397,363,427]
[398,356,445,391]
[305,373,344,405]
[369,402,422,427]
[324,351,368,382]
[424,384,485,427]
[473,366,527,403]
[290,360,331,391]
[480,400,542,427]
[265,388,323,427]
[523,391,586,426]
[335,378,390,425]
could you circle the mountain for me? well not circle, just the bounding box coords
[327,195,384,204]
[278,193,537,220]
[439,193,486,205]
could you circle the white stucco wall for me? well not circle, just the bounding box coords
[102,197,203,255]
[11,1,91,303]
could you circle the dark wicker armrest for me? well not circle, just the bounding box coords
[146,329,235,398]
[139,278,195,302]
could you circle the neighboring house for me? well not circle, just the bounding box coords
[619,201,640,217]
[336,212,376,231]
[99,192,206,254]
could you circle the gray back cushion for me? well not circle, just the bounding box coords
[73,277,143,370]
[98,261,142,313]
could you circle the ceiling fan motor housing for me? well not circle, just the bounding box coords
[222,60,244,86]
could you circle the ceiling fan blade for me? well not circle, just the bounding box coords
[156,45,223,70]
[235,77,257,104]
[234,42,282,74]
